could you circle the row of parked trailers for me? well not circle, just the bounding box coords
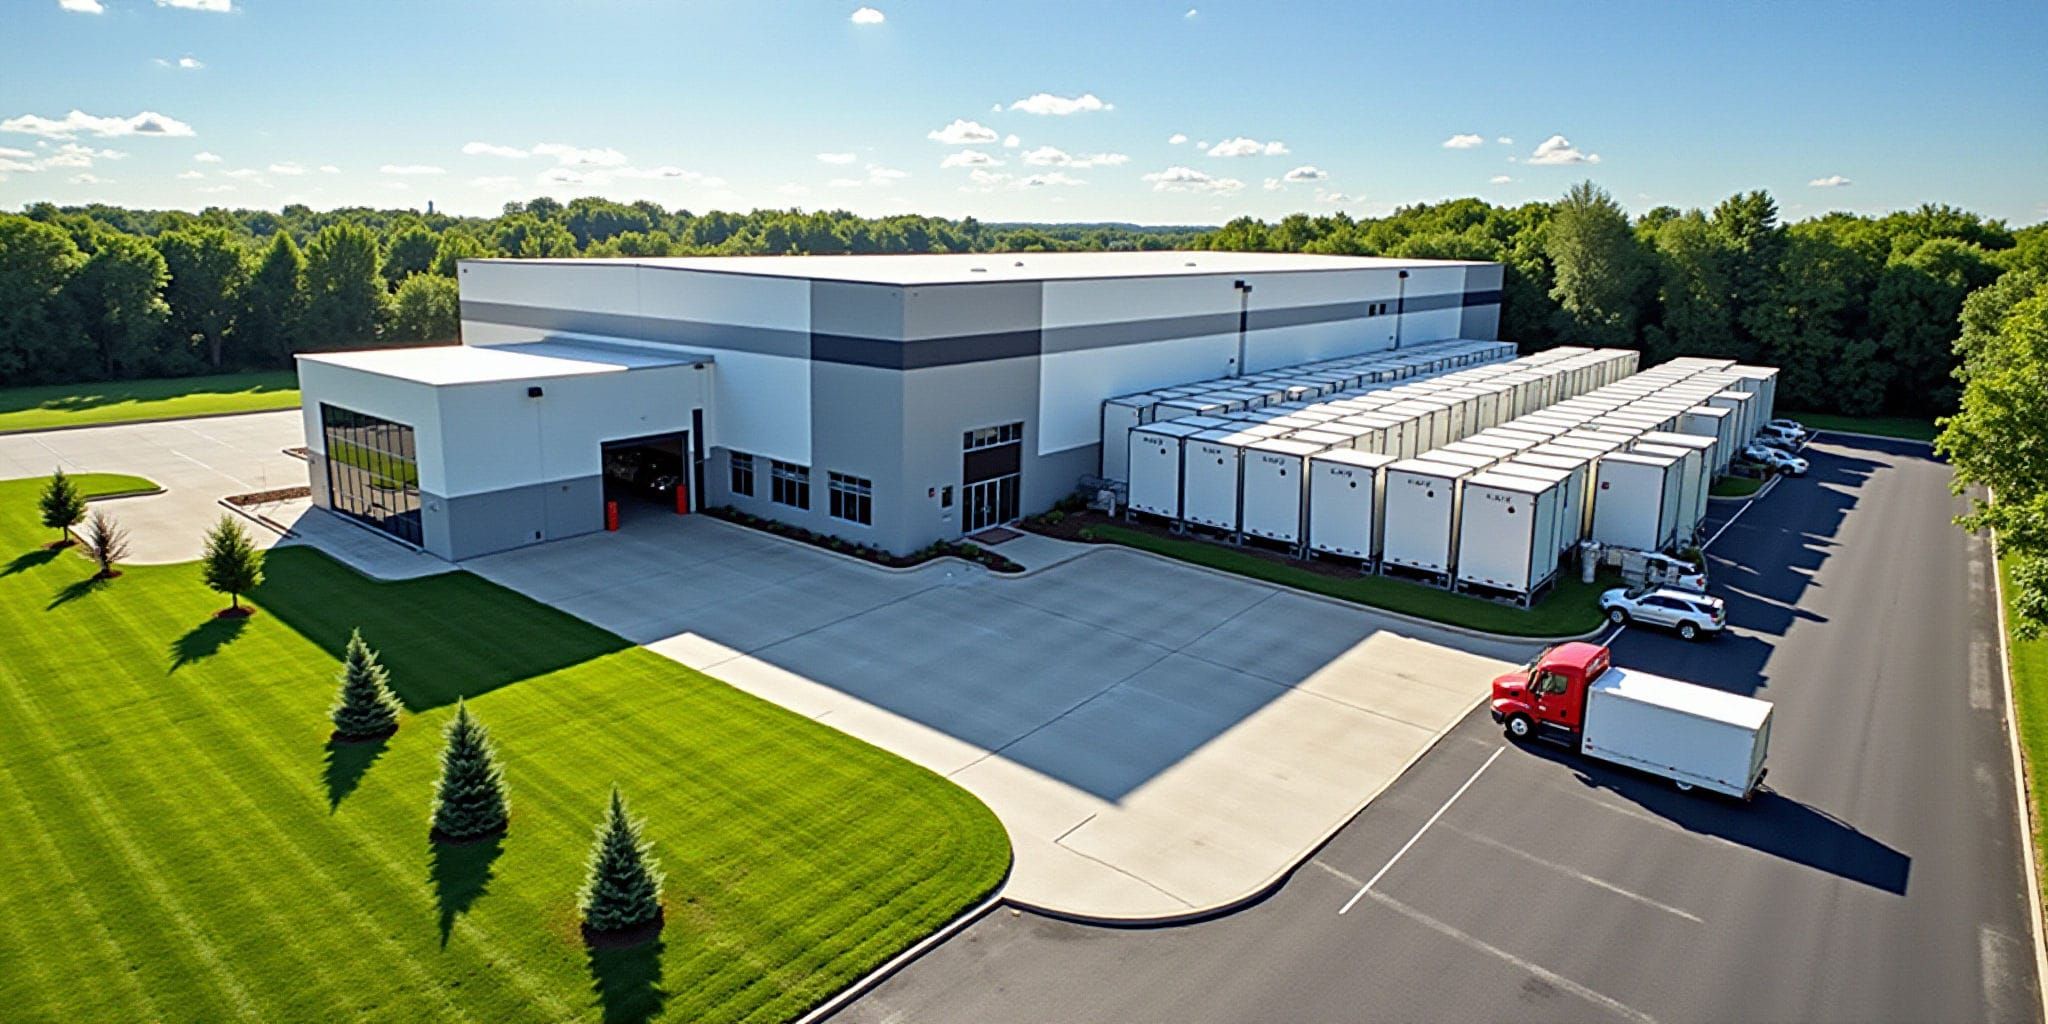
[1118,349,1782,605]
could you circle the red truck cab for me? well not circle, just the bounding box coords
[1490,641,1609,745]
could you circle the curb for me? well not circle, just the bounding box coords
[216,497,300,539]
[795,877,1012,1024]
[1707,472,1783,505]
[691,514,1004,578]
[83,486,167,503]
[1988,522,2048,1024]
[0,403,298,437]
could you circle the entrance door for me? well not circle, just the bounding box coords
[962,422,1023,532]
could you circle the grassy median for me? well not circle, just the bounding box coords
[1710,474,1768,498]
[1081,522,1608,637]
[0,474,1007,1023]
[2002,553,2048,912]
[0,371,300,434]
[1781,410,1939,443]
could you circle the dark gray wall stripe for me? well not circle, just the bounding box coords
[813,329,1042,370]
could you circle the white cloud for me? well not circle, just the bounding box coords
[462,141,528,159]
[1282,164,1326,182]
[1143,165,1243,193]
[39,142,123,169]
[1002,134,1020,148]
[1528,134,1600,165]
[927,118,998,145]
[380,164,445,175]
[1496,136,1513,145]
[941,149,1001,168]
[319,164,339,174]
[1262,178,1282,192]
[1021,145,1127,169]
[850,6,884,24]
[1442,133,1484,149]
[1007,92,1112,116]
[816,151,857,164]
[193,150,221,162]
[866,164,906,182]
[176,169,204,179]
[1018,171,1085,188]
[1206,136,1287,157]
[156,0,232,11]
[531,142,627,167]
[1808,174,1852,188]
[269,162,309,175]
[152,56,203,70]
[539,167,584,185]
[69,173,105,184]
[1,109,195,139]
[222,167,263,179]
[1490,174,1514,184]
[1186,7,1198,16]
[614,166,725,186]
[195,184,235,194]
[59,0,105,13]
[1168,133,1188,145]
[958,167,1087,192]
[1316,189,1360,205]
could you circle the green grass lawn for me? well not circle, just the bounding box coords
[0,474,1007,1024]
[1781,409,1939,443]
[1081,522,1608,637]
[0,371,300,434]
[2002,553,2048,918]
[1710,474,1768,498]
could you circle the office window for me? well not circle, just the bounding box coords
[319,403,422,545]
[963,422,1024,451]
[770,460,810,510]
[729,452,756,497]
[828,472,872,525]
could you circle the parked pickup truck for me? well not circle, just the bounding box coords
[1491,641,1774,799]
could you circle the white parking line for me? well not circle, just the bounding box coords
[1363,890,1661,1024]
[1340,746,1503,915]
[1438,822,1702,923]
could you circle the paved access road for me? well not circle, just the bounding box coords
[834,434,2043,1024]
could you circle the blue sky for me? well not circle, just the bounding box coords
[3,0,2043,225]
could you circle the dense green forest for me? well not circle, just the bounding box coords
[1,188,2042,425]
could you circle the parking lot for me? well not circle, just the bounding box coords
[835,433,2042,1023]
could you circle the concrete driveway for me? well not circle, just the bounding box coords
[468,512,1534,920]
[0,411,305,562]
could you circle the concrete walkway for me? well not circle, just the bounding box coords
[0,410,305,562]
[464,514,1536,920]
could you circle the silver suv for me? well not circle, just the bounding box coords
[1599,585,1727,640]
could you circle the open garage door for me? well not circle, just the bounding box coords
[601,431,689,526]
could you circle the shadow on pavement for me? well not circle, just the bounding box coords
[586,937,667,1024]
[430,834,504,948]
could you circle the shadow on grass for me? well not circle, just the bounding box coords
[4,547,59,577]
[47,573,109,610]
[169,614,249,671]
[430,834,505,948]
[323,734,391,811]
[586,938,668,1024]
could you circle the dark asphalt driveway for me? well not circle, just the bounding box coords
[832,434,2040,1024]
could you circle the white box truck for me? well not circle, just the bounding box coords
[1241,437,1329,546]
[1380,458,1475,582]
[1182,429,1260,532]
[1590,450,1685,552]
[1455,471,1565,602]
[1127,418,1224,520]
[1491,642,1772,799]
[1631,441,1706,544]
[1307,449,1397,562]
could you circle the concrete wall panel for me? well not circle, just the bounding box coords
[1036,333,1239,455]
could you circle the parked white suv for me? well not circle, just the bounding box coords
[1755,423,1805,449]
[1743,443,1809,476]
[1600,586,1728,640]
[1765,418,1808,440]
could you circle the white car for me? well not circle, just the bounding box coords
[1600,586,1728,641]
[1743,444,1809,476]
[1755,423,1805,449]
[1766,418,1808,440]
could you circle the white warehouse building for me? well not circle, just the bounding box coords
[295,250,1504,561]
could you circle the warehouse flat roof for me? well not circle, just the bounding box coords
[297,341,709,386]
[460,250,1491,287]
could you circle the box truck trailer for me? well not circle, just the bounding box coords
[1590,451,1686,552]
[1455,471,1566,603]
[1240,437,1330,546]
[1504,452,1593,546]
[1680,406,1736,472]
[1306,449,1397,563]
[1631,442,1706,544]
[1638,431,1718,534]
[1379,459,1475,583]
[1182,429,1262,533]
[1127,419,1225,521]
[1491,642,1772,799]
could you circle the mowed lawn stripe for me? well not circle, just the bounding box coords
[0,474,1008,1023]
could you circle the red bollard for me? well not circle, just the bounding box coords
[675,479,689,515]
[605,500,619,532]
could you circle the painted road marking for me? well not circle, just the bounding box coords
[1340,746,1504,915]
[1438,822,1702,923]
[1364,890,1660,1024]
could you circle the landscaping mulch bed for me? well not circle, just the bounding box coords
[214,606,256,620]
[226,485,311,507]
[703,506,1023,573]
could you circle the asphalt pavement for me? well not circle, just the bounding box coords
[832,433,2043,1024]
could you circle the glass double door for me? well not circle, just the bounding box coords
[963,475,1018,532]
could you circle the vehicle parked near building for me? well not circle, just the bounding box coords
[1599,585,1726,640]
[1742,444,1809,476]
[1491,641,1773,799]
[1764,418,1808,440]
[1755,424,1805,449]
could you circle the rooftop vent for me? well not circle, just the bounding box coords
[1185,261,1198,267]
[970,267,987,273]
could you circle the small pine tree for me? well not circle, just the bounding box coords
[431,700,509,841]
[329,628,403,739]
[200,515,263,611]
[39,469,86,545]
[578,787,665,937]
[81,509,130,578]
